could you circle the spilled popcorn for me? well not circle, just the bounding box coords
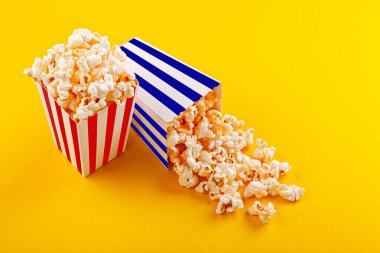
[167,90,304,223]
[24,28,138,121]
[248,201,277,223]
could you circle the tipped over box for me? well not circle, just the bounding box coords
[121,38,221,167]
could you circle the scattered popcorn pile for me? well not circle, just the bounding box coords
[24,28,138,121]
[167,91,304,223]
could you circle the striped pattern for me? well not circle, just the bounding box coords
[122,38,221,167]
[37,84,138,176]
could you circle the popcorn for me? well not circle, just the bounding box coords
[77,57,90,73]
[88,74,115,98]
[86,55,102,68]
[173,163,199,188]
[167,90,304,223]
[24,28,138,121]
[278,184,305,201]
[216,192,244,214]
[244,181,268,198]
[253,138,276,163]
[263,178,281,195]
[195,181,209,193]
[248,201,277,223]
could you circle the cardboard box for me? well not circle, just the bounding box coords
[121,38,221,168]
[37,84,138,176]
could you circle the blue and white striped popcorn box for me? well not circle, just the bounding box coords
[120,38,222,168]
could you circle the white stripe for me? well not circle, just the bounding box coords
[125,42,212,96]
[48,96,66,158]
[108,103,126,161]
[96,107,108,169]
[135,96,167,130]
[37,85,58,147]
[136,87,177,123]
[124,55,194,107]
[132,37,220,84]
[61,108,77,169]
[77,119,89,177]
[132,119,167,160]
[134,110,166,145]
[123,92,138,152]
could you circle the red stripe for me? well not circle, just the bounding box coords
[55,102,71,162]
[69,118,82,174]
[41,87,62,152]
[88,114,98,173]
[117,97,134,156]
[102,103,117,165]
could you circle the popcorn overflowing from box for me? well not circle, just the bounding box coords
[122,38,304,223]
[24,29,304,223]
[24,29,138,176]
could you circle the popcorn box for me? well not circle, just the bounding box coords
[37,84,138,176]
[121,38,221,167]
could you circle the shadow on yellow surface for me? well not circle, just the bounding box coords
[1,0,380,252]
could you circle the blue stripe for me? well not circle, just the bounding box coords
[135,74,185,115]
[135,104,167,138]
[131,123,168,167]
[121,46,202,102]
[133,114,167,153]
[128,38,220,90]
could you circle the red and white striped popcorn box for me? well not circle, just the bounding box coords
[37,84,138,177]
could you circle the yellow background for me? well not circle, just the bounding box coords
[1,0,379,252]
